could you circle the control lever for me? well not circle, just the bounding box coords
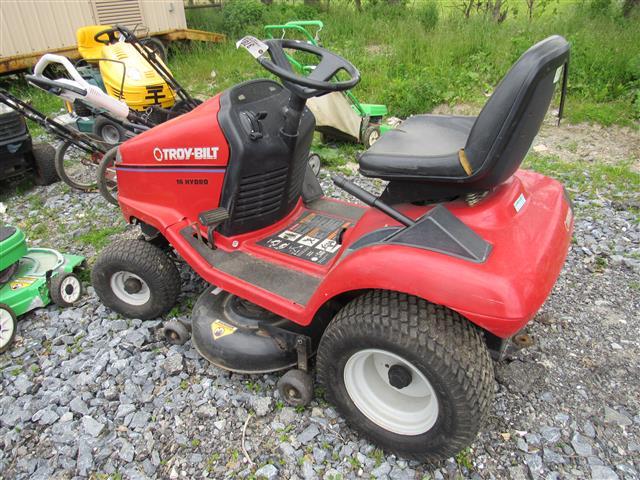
[241,111,267,140]
[332,175,415,227]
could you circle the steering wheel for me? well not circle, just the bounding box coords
[94,27,119,45]
[258,39,360,98]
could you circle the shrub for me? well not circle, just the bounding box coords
[588,0,613,15]
[418,1,440,31]
[383,76,443,118]
[222,0,265,37]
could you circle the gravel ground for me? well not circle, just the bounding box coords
[0,122,639,480]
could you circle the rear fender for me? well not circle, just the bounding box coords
[304,244,524,338]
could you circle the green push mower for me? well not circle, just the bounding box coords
[264,20,395,148]
[0,225,85,353]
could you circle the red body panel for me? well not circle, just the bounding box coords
[117,95,228,229]
[115,96,573,340]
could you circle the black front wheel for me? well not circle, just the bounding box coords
[317,290,495,462]
[31,143,58,186]
[91,239,181,319]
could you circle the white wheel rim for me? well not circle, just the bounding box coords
[343,349,439,435]
[308,155,321,176]
[101,124,121,144]
[110,271,150,306]
[59,275,81,304]
[0,308,15,348]
[368,130,380,145]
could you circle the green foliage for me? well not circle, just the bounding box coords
[588,0,613,16]
[417,1,440,31]
[222,0,265,37]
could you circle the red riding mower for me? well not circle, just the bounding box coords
[91,35,572,461]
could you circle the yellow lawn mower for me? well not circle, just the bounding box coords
[60,25,198,145]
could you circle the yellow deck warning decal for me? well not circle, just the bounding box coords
[211,319,237,340]
[10,276,37,290]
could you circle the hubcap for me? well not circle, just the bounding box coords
[101,124,121,144]
[110,272,150,306]
[308,154,321,176]
[60,275,81,304]
[0,308,15,348]
[343,349,439,435]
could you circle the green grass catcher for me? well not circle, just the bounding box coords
[264,20,395,148]
[0,225,84,352]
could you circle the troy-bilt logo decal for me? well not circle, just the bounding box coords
[153,147,219,162]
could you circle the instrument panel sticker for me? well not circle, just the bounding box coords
[258,212,351,264]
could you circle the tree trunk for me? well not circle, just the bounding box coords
[622,0,639,16]
[354,0,362,11]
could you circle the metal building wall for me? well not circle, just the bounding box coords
[0,0,187,59]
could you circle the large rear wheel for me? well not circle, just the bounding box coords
[316,290,494,462]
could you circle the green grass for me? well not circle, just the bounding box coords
[76,226,126,249]
[4,1,637,130]
[524,152,640,196]
[181,0,639,127]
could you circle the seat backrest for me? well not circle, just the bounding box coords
[464,36,569,189]
[77,25,111,60]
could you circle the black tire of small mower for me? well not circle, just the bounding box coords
[140,37,167,63]
[49,272,83,307]
[0,303,17,354]
[93,116,126,145]
[31,143,59,186]
[54,140,97,191]
[91,239,181,320]
[97,146,119,206]
[362,125,381,149]
[316,290,495,462]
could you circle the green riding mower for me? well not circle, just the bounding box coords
[264,20,396,148]
[0,225,85,353]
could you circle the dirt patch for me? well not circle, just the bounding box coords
[431,103,640,171]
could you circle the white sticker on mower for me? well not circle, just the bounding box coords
[153,147,219,162]
[514,193,526,213]
[553,66,563,84]
[236,36,269,59]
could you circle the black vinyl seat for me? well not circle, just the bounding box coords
[359,35,570,203]
[359,115,476,179]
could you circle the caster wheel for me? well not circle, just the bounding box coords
[278,369,313,407]
[0,304,17,354]
[49,272,83,307]
[163,320,191,345]
[307,152,321,177]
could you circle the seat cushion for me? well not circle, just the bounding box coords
[359,115,475,180]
